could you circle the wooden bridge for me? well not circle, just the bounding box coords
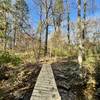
[30,64,61,100]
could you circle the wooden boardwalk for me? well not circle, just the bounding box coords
[30,64,61,100]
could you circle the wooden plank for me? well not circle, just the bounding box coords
[30,64,61,100]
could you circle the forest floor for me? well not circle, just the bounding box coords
[0,57,100,100]
[0,63,41,100]
[51,58,100,100]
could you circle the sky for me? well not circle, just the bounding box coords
[26,0,100,30]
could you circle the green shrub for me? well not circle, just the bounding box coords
[96,45,100,54]
[0,51,21,66]
[0,52,11,65]
[51,46,78,58]
[52,48,68,57]
[11,55,21,66]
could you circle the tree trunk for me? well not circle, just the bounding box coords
[13,28,16,48]
[4,12,7,52]
[44,22,49,56]
[66,0,70,44]
[82,0,87,40]
[44,1,49,57]
[38,6,42,59]
[77,0,83,69]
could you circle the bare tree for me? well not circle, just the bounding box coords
[82,0,87,40]
[44,0,52,56]
[77,0,83,69]
[66,0,70,44]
